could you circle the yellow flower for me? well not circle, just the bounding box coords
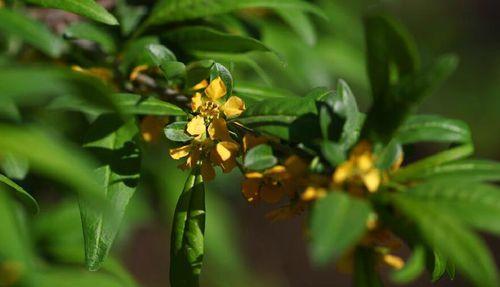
[300,186,327,201]
[169,116,239,181]
[332,141,382,193]
[382,254,405,270]
[242,165,291,203]
[191,77,245,119]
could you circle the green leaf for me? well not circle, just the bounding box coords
[407,159,500,182]
[234,81,296,102]
[320,141,346,166]
[1,153,29,180]
[333,79,363,149]
[375,140,403,170]
[391,193,499,287]
[170,169,206,287]
[391,144,474,182]
[185,60,215,88]
[0,124,104,204]
[81,116,141,271]
[162,26,272,55]
[391,245,425,284]
[165,122,193,142]
[0,9,65,57]
[24,0,118,25]
[116,0,146,36]
[147,43,177,62]
[238,96,318,140]
[403,180,500,235]
[0,66,117,111]
[0,190,35,285]
[353,247,384,287]
[113,94,185,116]
[210,62,233,97]
[276,9,316,46]
[64,22,116,53]
[147,0,325,26]
[362,13,459,142]
[119,36,159,73]
[395,114,471,144]
[147,44,186,80]
[0,174,38,214]
[364,14,419,103]
[309,192,372,265]
[428,251,448,282]
[244,144,277,171]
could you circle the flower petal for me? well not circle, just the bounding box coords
[169,145,190,159]
[186,115,206,136]
[362,169,381,193]
[208,118,230,141]
[215,141,239,161]
[332,161,353,185]
[205,77,226,100]
[221,96,245,118]
[193,79,208,90]
[191,92,204,112]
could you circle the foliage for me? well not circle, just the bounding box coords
[0,1,499,287]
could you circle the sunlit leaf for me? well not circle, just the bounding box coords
[81,116,141,271]
[392,144,474,182]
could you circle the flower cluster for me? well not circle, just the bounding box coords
[169,77,245,180]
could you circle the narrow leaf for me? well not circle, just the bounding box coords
[162,26,272,55]
[395,114,471,144]
[24,0,119,25]
[170,169,206,287]
[392,144,474,182]
[0,174,38,214]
